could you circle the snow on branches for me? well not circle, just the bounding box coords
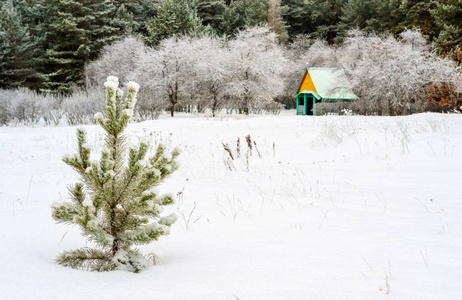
[52,77,180,273]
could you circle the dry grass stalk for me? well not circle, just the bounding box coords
[253,141,262,158]
[222,143,234,160]
[236,137,241,158]
[245,134,252,156]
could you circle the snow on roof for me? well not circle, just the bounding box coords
[299,68,358,100]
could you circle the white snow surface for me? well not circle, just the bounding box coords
[1,110,462,299]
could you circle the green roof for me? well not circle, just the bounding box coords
[296,68,358,100]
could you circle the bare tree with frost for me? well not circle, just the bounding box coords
[134,36,196,117]
[339,29,461,115]
[85,36,147,89]
[190,35,231,116]
[85,36,167,120]
[298,39,339,68]
[52,77,180,272]
[226,26,287,114]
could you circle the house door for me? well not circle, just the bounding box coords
[306,95,314,115]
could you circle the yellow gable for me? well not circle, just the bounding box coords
[297,70,317,94]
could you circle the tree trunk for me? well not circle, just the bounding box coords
[388,99,396,116]
[330,0,336,46]
[212,93,217,117]
[170,81,179,117]
[110,208,118,257]
[243,97,250,115]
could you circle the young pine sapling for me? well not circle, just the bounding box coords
[52,76,180,272]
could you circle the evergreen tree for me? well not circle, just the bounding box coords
[113,4,140,35]
[52,77,180,272]
[281,0,313,39]
[110,0,157,37]
[234,0,268,27]
[6,0,61,91]
[43,0,118,95]
[219,0,242,36]
[337,0,393,41]
[432,0,462,55]
[0,0,37,89]
[145,0,205,46]
[309,0,347,45]
[196,0,227,33]
[391,0,438,39]
[13,0,50,90]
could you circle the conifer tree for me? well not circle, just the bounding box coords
[281,0,314,39]
[219,1,242,36]
[432,0,462,55]
[52,77,180,272]
[110,0,157,37]
[43,0,118,95]
[196,0,227,33]
[12,0,50,90]
[337,0,393,42]
[309,0,347,45]
[391,0,438,39]
[234,0,268,27]
[145,0,205,46]
[0,0,37,89]
[113,4,139,35]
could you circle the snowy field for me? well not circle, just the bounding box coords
[1,110,462,299]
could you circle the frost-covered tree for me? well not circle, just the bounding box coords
[52,77,179,272]
[338,29,460,115]
[298,39,339,68]
[190,35,230,116]
[135,36,197,116]
[226,26,287,114]
[85,36,148,88]
[84,36,163,119]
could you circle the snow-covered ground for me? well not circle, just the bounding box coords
[1,110,461,299]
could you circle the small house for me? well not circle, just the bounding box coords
[294,68,357,115]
